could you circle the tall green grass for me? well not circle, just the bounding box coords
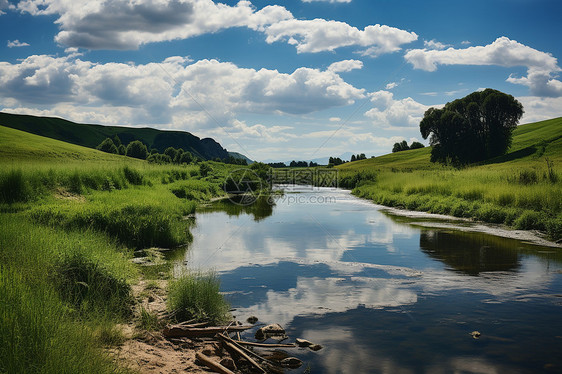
[168,271,231,325]
[352,165,562,239]
[0,157,236,372]
[0,214,135,373]
[0,269,130,374]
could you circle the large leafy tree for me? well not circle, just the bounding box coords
[126,140,148,160]
[96,138,118,154]
[420,89,523,164]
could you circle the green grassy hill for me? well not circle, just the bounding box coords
[0,125,138,163]
[0,112,230,160]
[338,117,562,172]
[337,117,562,240]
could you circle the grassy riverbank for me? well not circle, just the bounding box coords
[0,125,235,373]
[337,117,562,241]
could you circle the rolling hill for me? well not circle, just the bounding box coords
[0,125,140,163]
[0,112,231,160]
[338,117,562,172]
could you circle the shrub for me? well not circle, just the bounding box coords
[123,166,143,185]
[450,202,471,217]
[476,205,507,224]
[199,163,212,177]
[545,217,562,241]
[514,210,544,230]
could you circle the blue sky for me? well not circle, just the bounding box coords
[1,0,561,161]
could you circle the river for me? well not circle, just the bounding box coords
[180,186,562,373]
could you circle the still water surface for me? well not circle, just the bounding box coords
[182,187,562,373]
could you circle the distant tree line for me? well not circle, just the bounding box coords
[392,140,424,153]
[96,136,248,165]
[267,161,319,168]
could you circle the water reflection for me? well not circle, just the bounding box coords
[419,230,521,275]
[183,188,562,373]
[199,195,274,221]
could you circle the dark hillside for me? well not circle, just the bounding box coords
[0,112,230,160]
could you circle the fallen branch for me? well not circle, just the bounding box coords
[218,334,267,374]
[235,341,296,348]
[195,352,235,374]
[163,325,252,338]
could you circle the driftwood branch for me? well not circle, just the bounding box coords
[218,333,267,373]
[235,340,296,348]
[195,352,235,374]
[163,325,252,338]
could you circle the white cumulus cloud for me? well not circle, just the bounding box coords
[13,0,416,57]
[265,18,417,55]
[327,59,363,73]
[14,0,292,50]
[7,39,30,47]
[385,82,398,90]
[0,54,365,129]
[365,90,435,128]
[423,39,449,50]
[405,37,562,97]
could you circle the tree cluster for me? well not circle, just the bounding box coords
[268,162,287,168]
[350,153,367,162]
[420,89,523,165]
[289,160,318,167]
[147,146,195,164]
[392,140,424,153]
[328,157,346,166]
[223,156,248,165]
[96,135,126,155]
[96,136,150,160]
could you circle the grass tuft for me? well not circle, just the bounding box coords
[0,169,31,203]
[168,271,231,325]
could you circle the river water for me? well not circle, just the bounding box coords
[181,187,562,373]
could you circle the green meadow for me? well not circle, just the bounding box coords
[0,125,234,373]
[337,117,562,240]
[1,115,561,372]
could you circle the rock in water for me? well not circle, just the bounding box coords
[471,331,481,339]
[295,338,312,347]
[281,357,303,369]
[255,323,285,340]
[296,338,323,350]
[247,316,258,324]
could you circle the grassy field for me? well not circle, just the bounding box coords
[337,117,562,240]
[0,125,235,373]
